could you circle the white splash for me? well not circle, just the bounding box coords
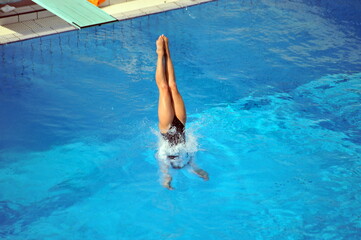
[153,128,199,167]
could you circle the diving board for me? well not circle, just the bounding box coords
[31,0,117,29]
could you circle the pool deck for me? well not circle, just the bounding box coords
[0,0,214,45]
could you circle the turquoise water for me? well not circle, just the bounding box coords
[1,0,361,239]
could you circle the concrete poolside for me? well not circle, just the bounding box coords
[0,0,214,45]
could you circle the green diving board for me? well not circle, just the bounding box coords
[32,0,117,28]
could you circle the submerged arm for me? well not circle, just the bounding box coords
[189,158,209,181]
[159,161,174,190]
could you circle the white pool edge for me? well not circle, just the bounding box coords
[0,0,215,45]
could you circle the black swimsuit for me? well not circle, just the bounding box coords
[161,116,185,146]
[161,116,188,169]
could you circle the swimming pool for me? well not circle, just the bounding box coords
[1,0,361,239]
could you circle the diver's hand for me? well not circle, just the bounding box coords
[163,176,174,190]
[195,169,209,181]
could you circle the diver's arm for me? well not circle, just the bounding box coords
[160,162,174,190]
[189,158,209,181]
[163,174,173,190]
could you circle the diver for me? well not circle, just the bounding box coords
[155,35,209,190]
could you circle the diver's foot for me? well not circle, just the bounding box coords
[163,176,174,190]
[162,35,170,55]
[156,35,164,56]
[194,169,209,181]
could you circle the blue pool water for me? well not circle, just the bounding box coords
[1,0,361,239]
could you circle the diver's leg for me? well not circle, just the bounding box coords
[156,35,174,132]
[163,35,187,125]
